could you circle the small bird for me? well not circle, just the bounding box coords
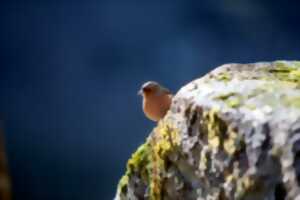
[138,81,172,122]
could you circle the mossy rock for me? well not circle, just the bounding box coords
[115,61,300,200]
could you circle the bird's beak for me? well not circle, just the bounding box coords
[137,89,143,96]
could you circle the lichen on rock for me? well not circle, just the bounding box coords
[115,61,300,200]
[116,121,181,200]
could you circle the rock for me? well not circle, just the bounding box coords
[115,61,300,200]
[0,125,11,200]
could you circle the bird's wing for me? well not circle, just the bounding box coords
[161,86,171,94]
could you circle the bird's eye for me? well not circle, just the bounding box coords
[143,87,152,93]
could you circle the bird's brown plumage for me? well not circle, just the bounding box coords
[138,81,172,121]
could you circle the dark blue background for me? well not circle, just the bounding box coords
[0,1,300,199]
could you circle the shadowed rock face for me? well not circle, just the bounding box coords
[115,61,300,200]
[0,127,11,200]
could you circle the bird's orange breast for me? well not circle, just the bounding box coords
[143,94,172,121]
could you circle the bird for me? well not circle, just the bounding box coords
[138,81,173,122]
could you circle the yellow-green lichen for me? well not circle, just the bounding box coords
[283,96,300,109]
[199,109,253,199]
[200,108,228,153]
[223,130,239,155]
[117,122,180,200]
[214,92,243,108]
[292,61,300,68]
[201,109,244,156]
[235,176,257,200]
[118,174,129,194]
[214,92,238,101]
[127,143,151,173]
[224,166,258,200]
[227,97,242,108]
[149,122,180,200]
[117,142,151,195]
[244,103,257,110]
[205,109,223,150]
[214,72,232,82]
[199,147,209,171]
[267,61,300,84]
[247,88,269,99]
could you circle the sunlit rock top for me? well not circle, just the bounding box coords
[115,61,300,200]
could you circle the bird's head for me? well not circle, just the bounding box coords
[138,81,170,97]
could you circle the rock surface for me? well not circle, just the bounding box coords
[0,125,11,200]
[115,61,300,200]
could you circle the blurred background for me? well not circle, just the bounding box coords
[0,0,300,199]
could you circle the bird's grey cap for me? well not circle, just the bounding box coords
[141,81,160,89]
[138,81,171,95]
